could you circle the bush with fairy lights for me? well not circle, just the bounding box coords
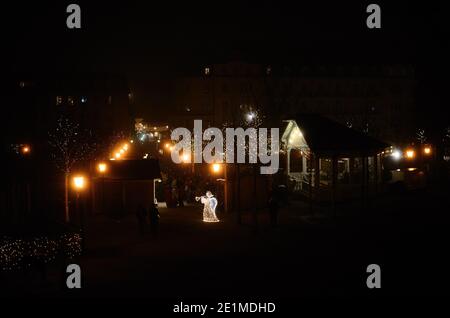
[0,222,82,272]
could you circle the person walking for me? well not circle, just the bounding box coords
[149,203,160,239]
[136,204,147,236]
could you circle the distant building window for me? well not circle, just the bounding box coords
[56,96,63,106]
[68,96,75,106]
[204,67,210,75]
[81,97,87,103]
[19,81,26,88]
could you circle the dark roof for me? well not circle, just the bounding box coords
[293,114,390,157]
[94,159,161,180]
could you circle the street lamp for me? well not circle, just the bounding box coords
[211,163,228,213]
[182,153,190,163]
[212,163,221,173]
[391,149,402,160]
[21,145,31,155]
[405,149,415,159]
[97,162,108,174]
[72,175,87,251]
[97,163,107,215]
[424,146,432,155]
[73,176,86,191]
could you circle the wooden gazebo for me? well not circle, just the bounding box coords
[281,114,390,206]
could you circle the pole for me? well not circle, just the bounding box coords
[224,164,228,213]
[76,192,86,252]
[331,156,338,218]
[253,164,258,233]
[236,163,241,224]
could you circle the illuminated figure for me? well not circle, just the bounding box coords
[195,191,219,222]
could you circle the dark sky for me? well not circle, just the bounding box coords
[6,1,448,71]
[4,1,450,127]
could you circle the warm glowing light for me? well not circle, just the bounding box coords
[115,152,121,159]
[182,153,190,163]
[97,163,107,173]
[405,149,415,159]
[73,176,86,190]
[424,147,431,155]
[120,149,125,154]
[21,145,30,154]
[408,168,417,172]
[130,139,134,144]
[169,145,174,151]
[123,143,129,150]
[212,163,221,173]
[165,143,171,149]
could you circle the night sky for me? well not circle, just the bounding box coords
[5,1,449,127]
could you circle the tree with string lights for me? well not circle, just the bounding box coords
[221,104,265,227]
[48,116,95,222]
[416,128,427,144]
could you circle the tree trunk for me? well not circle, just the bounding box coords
[65,172,70,222]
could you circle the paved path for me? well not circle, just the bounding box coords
[3,186,450,299]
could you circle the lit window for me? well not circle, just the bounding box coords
[204,67,210,75]
[68,96,75,106]
[56,96,63,106]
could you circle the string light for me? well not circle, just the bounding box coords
[0,232,82,271]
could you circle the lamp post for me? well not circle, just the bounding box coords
[211,163,228,214]
[21,145,31,155]
[72,175,87,251]
[97,163,108,214]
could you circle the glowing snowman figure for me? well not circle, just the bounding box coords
[195,191,219,222]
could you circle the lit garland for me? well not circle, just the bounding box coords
[0,232,82,272]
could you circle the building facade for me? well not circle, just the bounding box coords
[171,62,416,145]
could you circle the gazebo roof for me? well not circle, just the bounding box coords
[283,114,390,157]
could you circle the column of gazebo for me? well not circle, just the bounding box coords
[331,156,338,217]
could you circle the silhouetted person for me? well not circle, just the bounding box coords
[268,191,279,228]
[149,203,160,238]
[136,204,147,236]
[178,181,185,207]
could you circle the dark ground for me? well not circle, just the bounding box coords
[1,184,449,305]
